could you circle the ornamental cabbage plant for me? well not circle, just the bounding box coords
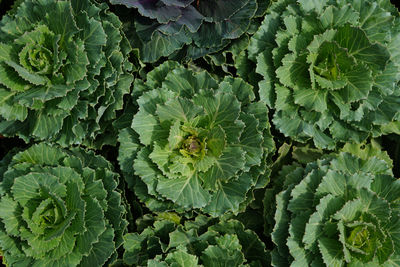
[0,143,128,266]
[118,61,275,216]
[122,214,269,266]
[0,0,135,148]
[270,152,400,266]
[109,0,268,62]
[250,0,400,149]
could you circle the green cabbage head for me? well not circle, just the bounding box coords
[0,143,128,266]
[118,61,275,216]
[271,152,400,266]
[250,0,400,149]
[122,214,269,266]
[0,0,135,148]
[109,0,268,62]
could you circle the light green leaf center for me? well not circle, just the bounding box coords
[347,225,370,249]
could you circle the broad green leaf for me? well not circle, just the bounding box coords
[165,249,199,267]
[168,121,185,150]
[31,113,65,139]
[330,153,390,175]
[274,84,293,112]
[148,259,168,267]
[193,91,243,143]
[371,175,400,203]
[292,146,324,164]
[136,89,178,119]
[72,196,106,258]
[0,196,20,236]
[139,28,191,63]
[13,143,65,165]
[219,76,255,105]
[273,111,308,141]
[146,61,180,89]
[4,61,47,85]
[293,88,328,112]
[358,189,391,219]
[12,173,66,206]
[288,169,323,213]
[202,147,245,190]
[201,235,244,267]
[157,97,202,123]
[283,15,300,36]
[297,0,328,14]
[306,29,337,58]
[78,15,107,66]
[329,120,369,144]
[0,63,30,92]
[46,229,76,260]
[318,237,343,267]
[44,1,79,43]
[117,128,140,178]
[149,143,173,176]
[15,84,73,104]
[272,189,294,264]
[303,195,345,250]
[193,90,240,126]
[0,43,13,61]
[162,67,203,98]
[235,113,263,170]
[276,53,310,90]
[374,62,399,96]
[203,171,253,216]
[132,110,168,146]
[156,173,210,209]
[287,211,314,266]
[212,220,269,266]
[249,11,280,61]
[356,0,395,43]
[206,125,226,158]
[341,141,393,169]
[39,249,82,267]
[19,226,63,258]
[319,5,359,28]
[63,41,89,85]
[0,88,27,121]
[169,154,193,177]
[334,24,390,71]
[80,227,115,267]
[122,233,146,265]
[134,148,160,196]
[168,227,198,249]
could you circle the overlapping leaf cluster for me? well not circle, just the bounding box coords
[1,0,400,266]
[250,0,400,149]
[0,0,135,148]
[122,214,269,266]
[269,152,400,266]
[109,0,269,62]
[119,61,274,216]
[0,143,127,266]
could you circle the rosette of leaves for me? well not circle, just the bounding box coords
[122,214,269,266]
[269,152,400,266]
[0,143,128,266]
[0,0,135,148]
[118,61,274,216]
[109,0,267,62]
[249,0,400,149]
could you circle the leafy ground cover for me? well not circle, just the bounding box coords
[1,0,400,266]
